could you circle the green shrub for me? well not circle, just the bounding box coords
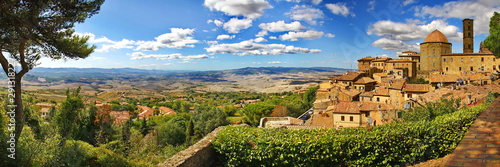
[213,104,488,167]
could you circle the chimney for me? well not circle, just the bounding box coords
[463,19,474,53]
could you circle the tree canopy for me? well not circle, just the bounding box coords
[0,0,104,143]
[485,12,500,57]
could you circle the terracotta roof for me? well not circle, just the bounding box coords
[328,101,394,113]
[332,72,363,81]
[159,106,176,115]
[358,57,375,61]
[340,88,360,97]
[374,86,390,96]
[423,30,449,43]
[429,74,463,83]
[360,91,374,97]
[402,51,417,53]
[388,79,406,90]
[138,106,155,117]
[372,58,391,62]
[354,77,376,84]
[309,113,334,127]
[403,84,432,92]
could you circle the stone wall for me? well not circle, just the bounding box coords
[159,126,226,167]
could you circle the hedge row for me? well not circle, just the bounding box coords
[212,104,489,167]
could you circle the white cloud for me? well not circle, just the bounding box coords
[223,18,253,33]
[253,37,267,42]
[256,30,269,37]
[97,39,136,52]
[131,52,209,62]
[75,32,136,52]
[269,36,277,39]
[367,0,376,11]
[207,19,224,26]
[326,33,335,38]
[135,28,199,51]
[372,38,419,52]
[259,20,306,32]
[415,0,500,34]
[216,34,236,40]
[367,19,462,42]
[75,32,114,43]
[374,54,389,58]
[278,0,322,5]
[402,0,416,6]
[205,40,321,56]
[325,3,355,17]
[286,5,324,25]
[280,30,324,41]
[90,56,106,60]
[268,61,284,64]
[204,0,273,19]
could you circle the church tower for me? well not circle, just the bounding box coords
[419,30,452,72]
[463,19,474,53]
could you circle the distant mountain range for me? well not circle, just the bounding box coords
[1,66,351,83]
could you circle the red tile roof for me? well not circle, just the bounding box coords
[354,77,376,84]
[388,79,406,90]
[332,72,363,81]
[159,106,176,115]
[374,86,390,96]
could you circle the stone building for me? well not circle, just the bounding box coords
[359,18,499,79]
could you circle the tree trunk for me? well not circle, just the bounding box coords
[14,76,23,142]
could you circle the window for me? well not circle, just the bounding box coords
[450,58,453,62]
[366,112,370,117]
[376,97,380,102]
[341,116,345,121]
[482,66,484,71]
[468,32,471,37]
[493,66,496,70]
[459,67,462,71]
[408,94,412,98]
[468,26,471,30]
[461,58,464,62]
[350,116,354,122]
[446,67,448,71]
[481,57,484,62]
[471,66,474,71]
[443,58,446,62]
[470,58,474,61]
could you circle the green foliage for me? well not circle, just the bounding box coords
[485,12,500,57]
[408,78,429,84]
[54,88,85,140]
[192,108,229,136]
[157,115,190,146]
[486,91,500,103]
[58,140,135,167]
[213,104,488,167]
[243,103,276,126]
[401,99,460,122]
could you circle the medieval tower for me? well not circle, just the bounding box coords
[463,19,474,53]
[419,30,452,72]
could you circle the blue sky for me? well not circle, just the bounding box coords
[37,0,500,71]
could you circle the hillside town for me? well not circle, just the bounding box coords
[260,19,500,128]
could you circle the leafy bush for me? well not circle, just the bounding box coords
[401,99,460,122]
[213,104,488,167]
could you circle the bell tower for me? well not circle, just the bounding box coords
[463,19,474,53]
